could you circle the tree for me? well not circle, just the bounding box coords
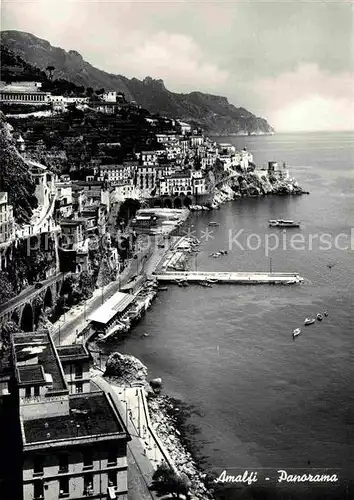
[0,272,15,305]
[117,198,141,225]
[46,65,55,80]
[151,463,191,498]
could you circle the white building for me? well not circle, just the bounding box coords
[0,81,51,105]
[159,171,193,196]
[102,91,117,102]
[0,192,15,249]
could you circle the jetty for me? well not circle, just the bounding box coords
[153,271,303,284]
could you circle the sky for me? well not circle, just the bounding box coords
[2,0,354,132]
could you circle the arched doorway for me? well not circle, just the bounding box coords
[183,197,192,208]
[173,198,182,209]
[164,199,172,209]
[20,303,34,331]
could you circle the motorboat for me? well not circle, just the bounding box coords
[269,219,300,228]
[182,281,189,287]
[324,311,328,317]
[158,286,168,291]
[206,278,219,284]
[317,313,323,321]
[292,328,301,340]
[208,221,220,226]
[304,318,316,326]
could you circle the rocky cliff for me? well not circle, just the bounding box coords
[0,112,37,223]
[1,30,274,135]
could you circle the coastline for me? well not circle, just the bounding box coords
[91,344,216,499]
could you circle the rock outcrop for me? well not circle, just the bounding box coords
[212,170,307,205]
[104,352,148,386]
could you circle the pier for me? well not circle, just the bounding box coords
[153,271,304,284]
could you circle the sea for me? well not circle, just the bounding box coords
[103,132,354,499]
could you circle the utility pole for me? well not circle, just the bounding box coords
[58,323,61,345]
[270,257,273,273]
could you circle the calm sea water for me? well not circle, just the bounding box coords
[104,132,354,499]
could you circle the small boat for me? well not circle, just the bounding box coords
[208,221,220,226]
[269,219,300,228]
[206,278,218,284]
[199,281,212,288]
[324,311,328,317]
[175,279,183,287]
[158,286,168,291]
[292,328,301,340]
[317,313,323,321]
[304,318,316,326]
[182,281,189,287]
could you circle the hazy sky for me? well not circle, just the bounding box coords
[2,0,354,131]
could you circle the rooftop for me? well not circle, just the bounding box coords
[23,392,126,445]
[57,344,90,363]
[14,331,67,394]
[17,365,46,386]
[87,291,134,325]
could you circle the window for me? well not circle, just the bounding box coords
[76,382,83,394]
[84,474,94,495]
[33,456,43,475]
[25,386,31,398]
[59,477,69,497]
[34,385,40,397]
[59,454,68,473]
[107,471,117,487]
[107,449,116,466]
[83,449,93,469]
[34,480,44,499]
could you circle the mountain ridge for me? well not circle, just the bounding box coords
[0,30,274,135]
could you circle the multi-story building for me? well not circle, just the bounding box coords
[189,135,204,148]
[159,171,193,197]
[11,330,130,500]
[136,165,158,192]
[56,345,91,395]
[0,81,51,105]
[98,165,130,184]
[0,191,15,247]
[27,160,56,207]
[55,181,73,220]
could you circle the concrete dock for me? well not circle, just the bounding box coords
[153,271,304,284]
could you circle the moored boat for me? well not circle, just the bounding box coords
[198,281,212,287]
[304,318,316,326]
[269,219,300,228]
[324,311,328,317]
[317,313,323,321]
[292,328,301,340]
[208,221,220,226]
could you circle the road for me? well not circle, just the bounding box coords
[52,235,171,345]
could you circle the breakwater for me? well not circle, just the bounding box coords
[154,270,304,284]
